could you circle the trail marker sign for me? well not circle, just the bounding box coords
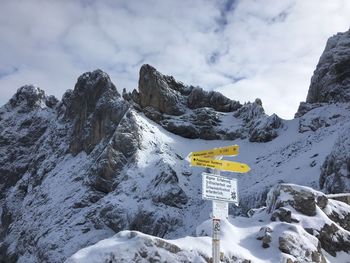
[187,145,250,263]
[191,156,250,173]
[191,145,239,158]
[202,173,238,204]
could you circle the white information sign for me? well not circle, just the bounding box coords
[202,173,238,204]
[212,200,228,219]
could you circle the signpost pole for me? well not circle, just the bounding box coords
[212,157,221,263]
[188,145,249,263]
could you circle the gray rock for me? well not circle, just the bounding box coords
[143,106,164,123]
[138,64,186,115]
[316,195,328,209]
[63,69,129,155]
[298,116,330,133]
[99,204,127,233]
[249,113,283,142]
[318,223,350,257]
[278,229,325,263]
[161,120,199,139]
[306,29,350,104]
[89,110,140,193]
[129,210,174,238]
[256,227,273,248]
[187,87,241,112]
[323,197,350,231]
[271,207,292,223]
[234,99,265,124]
[320,127,350,193]
[151,167,188,208]
[267,184,316,216]
[9,85,57,110]
[294,102,325,118]
[160,107,224,140]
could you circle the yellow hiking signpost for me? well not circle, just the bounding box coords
[190,145,239,158]
[189,145,250,173]
[187,145,250,263]
[190,156,250,173]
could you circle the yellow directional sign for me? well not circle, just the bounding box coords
[190,145,239,158]
[190,156,250,173]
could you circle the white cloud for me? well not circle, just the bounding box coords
[0,0,349,119]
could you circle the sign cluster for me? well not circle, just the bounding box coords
[187,145,251,263]
[188,145,251,217]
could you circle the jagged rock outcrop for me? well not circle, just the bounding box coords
[126,65,283,142]
[320,126,350,193]
[296,29,350,118]
[62,70,129,155]
[151,166,188,208]
[88,110,141,193]
[249,113,283,142]
[234,99,284,142]
[136,64,188,115]
[307,29,350,104]
[187,86,241,112]
[0,86,57,199]
[8,85,58,110]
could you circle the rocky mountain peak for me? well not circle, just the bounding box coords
[61,69,129,155]
[9,84,58,110]
[63,69,120,120]
[306,29,350,104]
[137,64,187,116]
[123,64,279,141]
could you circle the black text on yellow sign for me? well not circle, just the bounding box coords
[190,156,250,173]
[190,145,239,158]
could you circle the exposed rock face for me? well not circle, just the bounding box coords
[296,29,350,118]
[234,98,265,122]
[249,113,283,142]
[151,166,188,208]
[88,110,140,193]
[127,66,284,142]
[187,87,241,112]
[8,85,58,110]
[278,227,325,263]
[320,126,350,193]
[63,70,129,155]
[137,64,187,115]
[306,29,350,104]
[267,184,316,216]
[0,86,57,200]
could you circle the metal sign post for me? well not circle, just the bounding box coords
[212,217,221,263]
[212,157,222,263]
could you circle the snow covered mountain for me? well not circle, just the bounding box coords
[1,30,350,262]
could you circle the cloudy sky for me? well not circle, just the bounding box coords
[0,0,349,119]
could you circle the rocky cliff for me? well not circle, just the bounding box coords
[124,64,284,142]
